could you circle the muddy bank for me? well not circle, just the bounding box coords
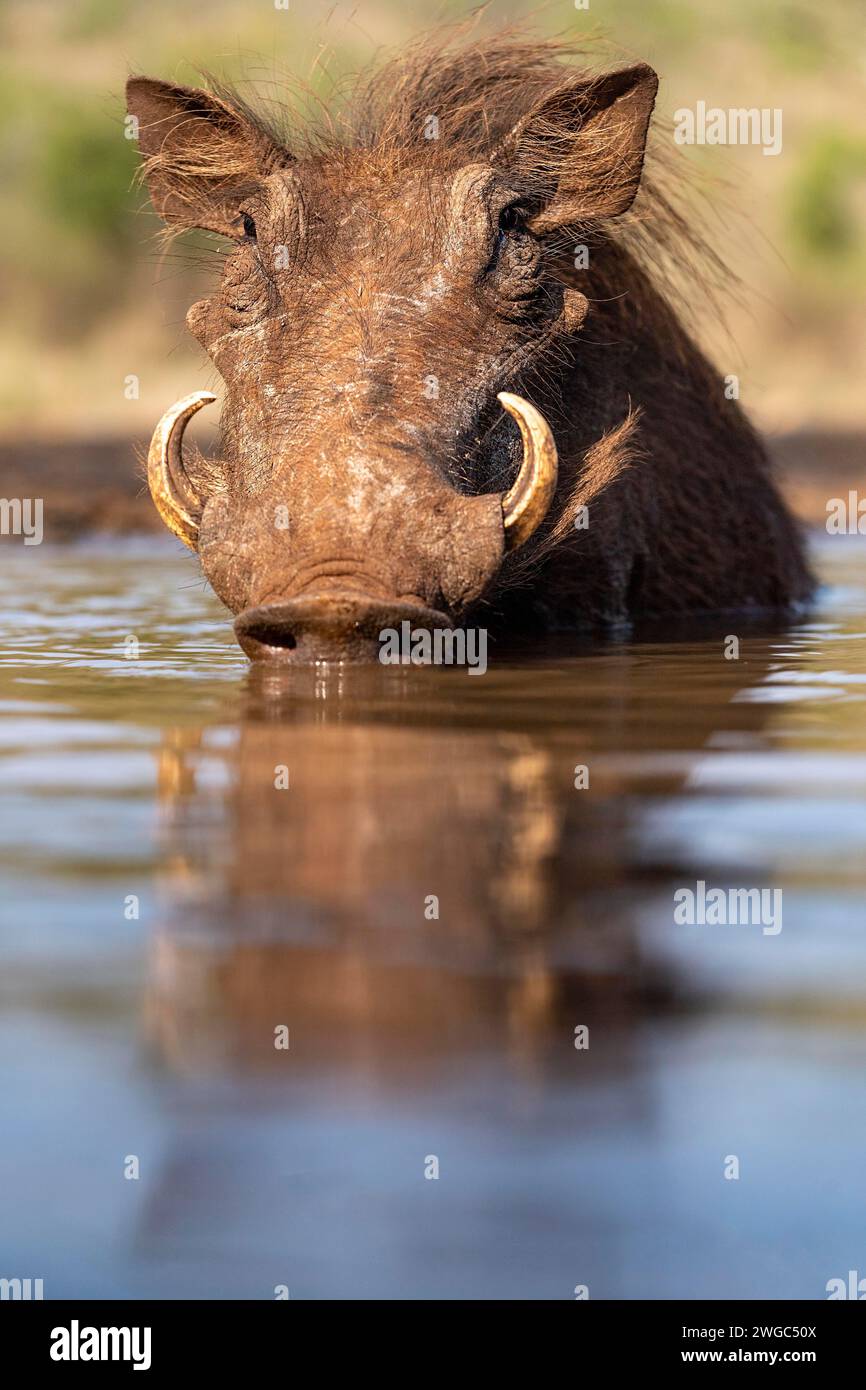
[0,429,860,541]
[767,429,865,529]
[0,436,162,539]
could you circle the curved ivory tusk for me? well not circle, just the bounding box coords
[147,391,217,550]
[498,392,558,551]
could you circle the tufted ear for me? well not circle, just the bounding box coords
[501,64,658,233]
[126,77,291,236]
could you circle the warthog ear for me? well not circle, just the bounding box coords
[126,77,291,236]
[502,64,658,232]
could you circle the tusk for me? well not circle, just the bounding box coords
[147,391,216,549]
[498,392,558,551]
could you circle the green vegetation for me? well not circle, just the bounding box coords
[35,101,136,245]
[0,0,863,433]
[787,129,866,269]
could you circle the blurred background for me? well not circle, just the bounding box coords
[0,0,863,536]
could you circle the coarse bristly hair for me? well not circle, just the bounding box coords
[138,20,733,327]
[135,20,744,595]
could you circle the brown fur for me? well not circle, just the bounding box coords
[128,27,812,660]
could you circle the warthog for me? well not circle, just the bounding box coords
[129,33,812,662]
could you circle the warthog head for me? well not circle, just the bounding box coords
[128,42,656,660]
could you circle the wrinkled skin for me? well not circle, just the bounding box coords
[194,162,552,658]
[128,48,812,662]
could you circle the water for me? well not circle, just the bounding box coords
[1,535,865,1299]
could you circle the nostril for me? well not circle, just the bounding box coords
[234,624,299,663]
[234,595,453,664]
[267,632,297,651]
[246,624,297,651]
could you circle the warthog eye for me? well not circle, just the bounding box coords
[498,205,523,236]
[487,203,536,292]
[492,203,530,264]
[241,213,257,241]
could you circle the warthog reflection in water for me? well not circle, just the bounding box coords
[144,641,785,1075]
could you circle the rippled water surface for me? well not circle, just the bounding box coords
[1,535,865,1299]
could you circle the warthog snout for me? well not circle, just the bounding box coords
[234,594,450,663]
[146,391,557,664]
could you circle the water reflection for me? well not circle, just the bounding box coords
[145,640,789,1073]
[1,539,866,1297]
